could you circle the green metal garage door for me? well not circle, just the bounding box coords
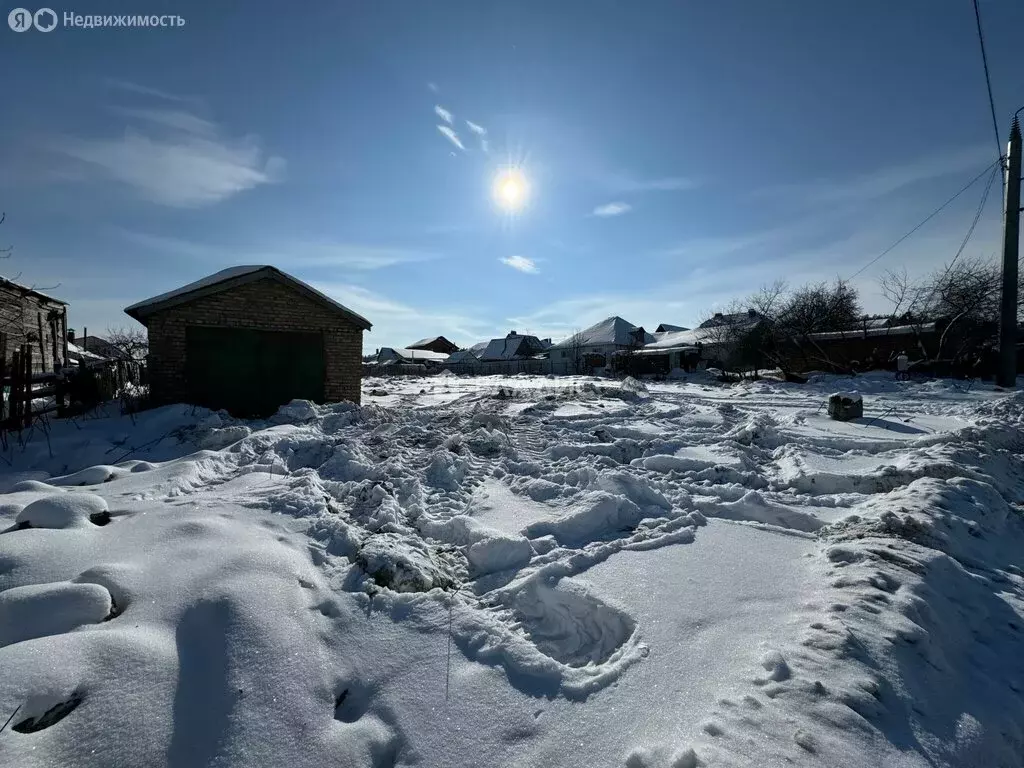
[185,326,325,417]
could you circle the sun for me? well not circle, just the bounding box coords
[493,167,528,211]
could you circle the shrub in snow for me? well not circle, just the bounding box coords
[15,493,108,529]
[356,533,457,592]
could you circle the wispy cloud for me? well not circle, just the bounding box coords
[116,229,437,270]
[466,120,486,135]
[611,175,699,193]
[434,105,454,124]
[437,125,465,151]
[592,201,632,217]
[310,282,492,349]
[103,78,193,104]
[500,255,538,274]
[109,107,217,136]
[427,82,439,93]
[53,106,284,207]
[759,145,992,206]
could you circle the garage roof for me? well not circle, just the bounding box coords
[124,265,372,329]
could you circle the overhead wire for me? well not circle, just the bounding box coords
[971,0,1003,163]
[846,159,1001,280]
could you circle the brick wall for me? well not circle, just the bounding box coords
[146,277,364,406]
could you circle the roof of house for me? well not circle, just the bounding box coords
[697,310,760,329]
[446,349,480,364]
[407,335,455,349]
[804,322,938,342]
[644,328,709,349]
[551,316,654,349]
[469,340,489,355]
[378,347,450,362]
[65,341,105,362]
[655,323,689,333]
[124,266,372,330]
[0,275,68,306]
[479,334,545,361]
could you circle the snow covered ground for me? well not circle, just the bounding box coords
[1,370,1023,767]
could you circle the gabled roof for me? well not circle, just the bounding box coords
[0,275,68,306]
[378,347,449,362]
[644,328,708,349]
[698,310,759,329]
[124,266,372,329]
[446,349,480,364]
[479,334,546,361]
[551,316,654,349]
[407,335,456,350]
[655,323,689,333]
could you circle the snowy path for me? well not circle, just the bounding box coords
[1,372,1023,767]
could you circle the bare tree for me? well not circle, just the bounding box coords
[879,256,1023,362]
[104,326,149,361]
[1,212,11,259]
[567,328,584,374]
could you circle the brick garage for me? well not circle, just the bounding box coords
[125,266,372,415]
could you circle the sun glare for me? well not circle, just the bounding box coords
[493,167,528,212]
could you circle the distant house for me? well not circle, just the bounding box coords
[0,275,68,373]
[655,323,689,333]
[77,334,128,360]
[125,265,372,416]
[406,335,458,354]
[479,331,548,361]
[444,347,483,373]
[548,316,654,374]
[698,310,761,329]
[631,328,703,373]
[376,347,450,367]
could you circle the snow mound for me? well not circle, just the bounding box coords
[15,493,109,529]
[702,490,824,533]
[513,579,636,667]
[270,399,319,424]
[467,535,533,576]
[0,582,113,647]
[620,376,649,395]
[47,465,123,486]
[525,492,650,546]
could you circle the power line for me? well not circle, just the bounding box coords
[847,159,1001,280]
[972,0,1003,162]
[948,161,999,270]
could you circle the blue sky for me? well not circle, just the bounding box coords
[2,0,1022,351]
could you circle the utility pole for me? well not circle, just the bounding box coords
[997,114,1021,388]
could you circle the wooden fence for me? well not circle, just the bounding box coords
[1,331,145,436]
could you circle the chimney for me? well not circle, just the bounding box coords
[508,330,517,337]
[713,312,723,319]
[542,338,551,345]
[67,329,76,343]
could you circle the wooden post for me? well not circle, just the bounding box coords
[62,307,69,371]
[49,313,59,371]
[0,332,6,426]
[23,345,33,429]
[37,312,47,371]
[9,348,21,430]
